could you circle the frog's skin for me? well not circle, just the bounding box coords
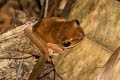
[33,17,85,60]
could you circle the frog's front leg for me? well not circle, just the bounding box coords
[47,42,64,54]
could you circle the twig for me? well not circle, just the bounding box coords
[28,57,46,80]
[0,54,32,59]
[16,59,24,80]
[44,0,49,18]
[39,66,54,79]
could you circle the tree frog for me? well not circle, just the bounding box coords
[35,17,84,54]
[25,17,85,61]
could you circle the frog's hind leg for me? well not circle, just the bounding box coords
[24,28,51,61]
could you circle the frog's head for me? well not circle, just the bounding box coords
[58,19,85,48]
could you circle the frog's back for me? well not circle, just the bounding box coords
[34,17,66,43]
[34,17,84,46]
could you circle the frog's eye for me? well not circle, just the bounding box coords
[63,41,71,47]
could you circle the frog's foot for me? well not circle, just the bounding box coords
[48,48,60,56]
[47,43,64,53]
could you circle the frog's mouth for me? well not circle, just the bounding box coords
[61,37,84,49]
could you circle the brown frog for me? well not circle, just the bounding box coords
[25,17,85,61]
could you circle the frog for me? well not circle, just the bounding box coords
[25,17,85,61]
